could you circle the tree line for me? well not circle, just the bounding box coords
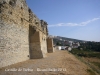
[79,42,100,52]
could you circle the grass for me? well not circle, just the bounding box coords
[74,55,100,74]
[87,69,96,75]
[70,49,100,59]
[70,49,100,74]
[92,62,100,69]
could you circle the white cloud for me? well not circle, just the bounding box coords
[48,17,100,27]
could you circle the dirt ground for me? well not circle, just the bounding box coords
[0,50,90,75]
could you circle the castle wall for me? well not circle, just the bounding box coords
[40,32,47,57]
[47,38,54,53]
[29,25,43,59]
[29,25,47,58]
[0,0,50,68]
[0,22,29,68]
[28,7,48,59]
[0,0,30,68]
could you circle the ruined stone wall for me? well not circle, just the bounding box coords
[28,8,41,29]
[29,26,47,58]
[47,38,54,53]
[29,29,43,59]
[28,8,48,59]
[40,32,47,57]
[0,0,49,68]
[0,0,30,68]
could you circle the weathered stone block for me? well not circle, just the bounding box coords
[47,38,54,53]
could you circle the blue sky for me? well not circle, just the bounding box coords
[26,0,100,41]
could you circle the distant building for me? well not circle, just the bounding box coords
[65,47,72,51]
[69,41,73,46]
[72,42,80,48]
[56,46,62,50]
[72,44,78,48]
[56,46,67,50]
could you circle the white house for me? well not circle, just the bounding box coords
[68,47,72,51]
[56,46,67,50]
[65,47,72,51]
[56,46,62,50]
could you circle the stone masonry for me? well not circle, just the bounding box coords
[47,38,54,53]
[0,0,53,68]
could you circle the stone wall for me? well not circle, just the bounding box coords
[40,32,47,57]
[29,26,47,58]
[0,0,53,68]
[29,29,43,59]
[47,38,54,53]
[0,0,30,68]
[28,7,48,59]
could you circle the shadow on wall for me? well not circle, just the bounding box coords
[29,25,43,59]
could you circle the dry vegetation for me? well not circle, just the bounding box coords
[70,49,100,75]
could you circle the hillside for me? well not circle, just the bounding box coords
[49,35,86,45]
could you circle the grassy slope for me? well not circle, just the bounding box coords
[70,49,100,75]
